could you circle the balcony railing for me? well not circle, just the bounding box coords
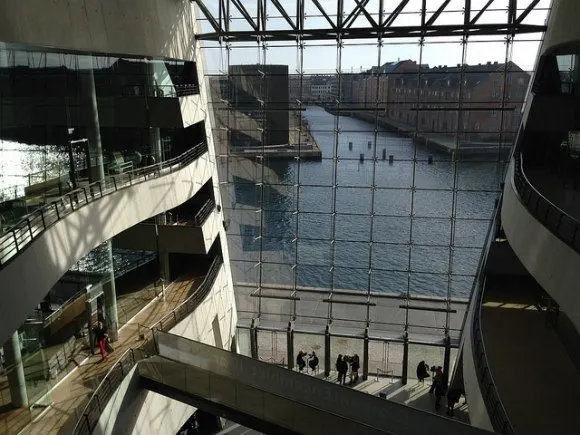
[98,83,199,99]
[72,348,148,435]
[0,142,208,269]
[194,199,216,226]
[72,255,223,435]
[513,152,580,252]
[151,255,223,333]
[468,194,514,435]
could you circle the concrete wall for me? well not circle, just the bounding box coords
[92,264,237,435]
[502,161,580,332]
[0,0,197,61]
[539,0,580,55]
[0,152,213,345]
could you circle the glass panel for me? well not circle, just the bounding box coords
[257,330,287,366]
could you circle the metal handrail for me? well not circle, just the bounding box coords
[513,152,580,252]
[152,255,223,333]
[95,83,199,98]
[72,256,224,433]
[42,289,88,326]
[468,192,515,435]
[0,142,208,268]
[72,348,148,435]
[194,199,216,226]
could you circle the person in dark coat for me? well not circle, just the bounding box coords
[350,354,360,384]
[416,361,430,384]
[446,388,462,416]
[429,366,443,394]
[308,351,319,373]
[336,354,348,385]
[94,321,109,361]
[296,351,306,372]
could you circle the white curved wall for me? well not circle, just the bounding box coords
[0,0,197,60]
[502,161,580,332]
[540,0,580,54]
[0,152,213,345]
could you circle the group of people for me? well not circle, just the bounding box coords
[296,350,319,373]
[336,353,360,385]
[416,361,464,416]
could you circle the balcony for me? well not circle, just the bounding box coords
[0,142,211,345]
[502,152,580,332]
[113,198,220,255]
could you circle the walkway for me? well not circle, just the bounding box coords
[481,283,580,435]
[0,273,204,435]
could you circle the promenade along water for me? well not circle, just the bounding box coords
[226,106,505,299]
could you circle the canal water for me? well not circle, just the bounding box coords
[0,106,505,298]
[228,106,505,298]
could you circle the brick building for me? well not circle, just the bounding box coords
[343,60,530,143]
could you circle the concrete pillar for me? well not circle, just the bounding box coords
[155,213,171,297]
[324,324,331,377]
[3,331,28,407]
[80,66,105,183]
[443,334,451,387]
[80,60,118,341]
[287,322,294,370]
[363,327,369,381]
[103,241,118,342]
[402,332,409,385]
[250,319,259,360]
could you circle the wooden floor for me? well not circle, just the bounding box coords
[0,273,203,435]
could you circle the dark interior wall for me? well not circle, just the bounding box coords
[162,120,206,159]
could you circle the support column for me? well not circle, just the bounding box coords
[103,241,118,342]
[250,318,259,360]
[362,327,369,381]
[3,332,28,407]
[402,332,409,385]
[81,62,118,341]
[443,334,451,387]
[287,322,294,370]
[324,324,331,377]
[80,67,105,183]
[155,213,171,300]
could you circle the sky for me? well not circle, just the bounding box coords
[196,0,551,74]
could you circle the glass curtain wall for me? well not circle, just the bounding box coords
[199,1,549,357]
[0,44,199,230]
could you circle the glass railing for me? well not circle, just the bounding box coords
[513,152,580,252]
[0,142,208,268]
[71,256,223,434]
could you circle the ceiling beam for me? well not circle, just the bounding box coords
[516,0,541,24]
[383,0,410,28]
[470,0,495,25]
[426,0,452,27]
[270,0,297,31]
